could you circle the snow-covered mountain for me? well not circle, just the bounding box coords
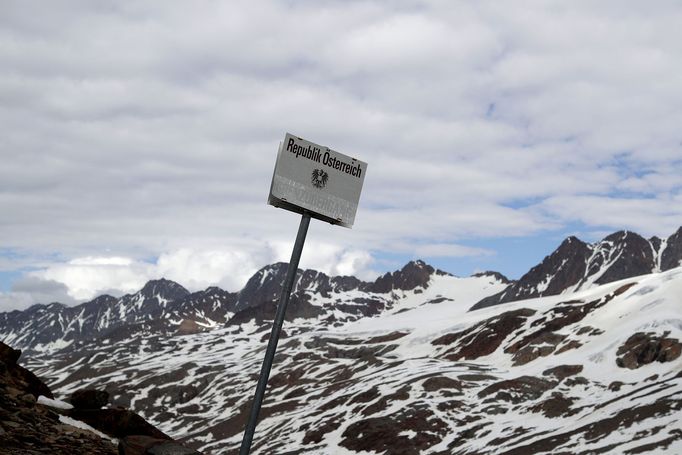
[2,227,682,454]
[1,260,500,354]
[472,227,682,310]
[20,264,682,454]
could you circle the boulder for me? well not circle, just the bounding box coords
[0,341,53,399]
[616,332,682,369]
[68,408,171,440]
[542,364,584,380]
[71,389,110,409]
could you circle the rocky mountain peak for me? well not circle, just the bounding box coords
[472,226,682,311]
[472,271,511,284]
[139,278,189,301]
[587,230,653,286]
[368,259,438,293]
[661,226,682,271]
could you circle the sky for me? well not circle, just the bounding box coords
[1,0,682,311]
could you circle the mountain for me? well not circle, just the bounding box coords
[2,228,682,454]
[20,263,682,454]
[471,227,682,310]
[0,278,235,353]
[0,260,505,354]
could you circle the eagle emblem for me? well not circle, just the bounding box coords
[311,169,328,189]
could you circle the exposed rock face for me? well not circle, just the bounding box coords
[139,279,191,306]
[69,408,171,440]
[585,231,656,286]
[340,406,449,454]
[70,389,109,410]
[472,226,682,310]
[432,308,536,360]
[616,332,682,369]
[119,435,202,455]
[0,341,116,454]
[0,342,52,399]
[542,364,583,380]
[367,260,443,293]
[478,376,557,404]
[661,227,682,271]
[472,270,511,284]
[0,341,200,455]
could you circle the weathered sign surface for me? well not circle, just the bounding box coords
[268,133,367,228]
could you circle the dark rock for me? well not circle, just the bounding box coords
[472,271,511,284]
[0,343,21,365]
[71,389,110,409]
[340,405,448,454]
[0,341,53,399]
[228,292,324,326]
[542,364,583,380]
[118,435,202,455]
[458,374,497,382]
[564,376,589,386]
[591,231,656,285]
[422,376,463,393]
[616,332,682,369]
[530,392,577,418]
[68,408,171,439]
[510,332,566,366]
[175,319,205,336]
[478,376,556,404]
[608,381,624,391]
[366,260,440,293]
[139,279,190,302]
[661,227,682,271]
[555,339,583,354]
[433,308,536,361]
[0,343,117,454]
[481,404,508,415]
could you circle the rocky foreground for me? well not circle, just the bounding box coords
[0,341,200,454]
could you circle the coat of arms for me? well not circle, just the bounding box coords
[311,169,328,189]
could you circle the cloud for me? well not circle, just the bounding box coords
[0,276,77,312]
[10,241,378,309]
[1,1,681,307]
[413,243,494,258]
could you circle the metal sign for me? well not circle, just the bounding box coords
[240,133,367,455]
[268,133,367,228]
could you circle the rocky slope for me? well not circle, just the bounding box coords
[0,341,203,454]
[472,227,682,310]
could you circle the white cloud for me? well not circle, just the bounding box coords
[35,258,154,300]
[0,277,77,312]
[413,244,494,258]
[13,241,379,307]
[1,1,681,308]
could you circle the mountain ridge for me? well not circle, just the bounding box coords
[2,228,682,454]
[471,226,682,310]
[2,227,682,353]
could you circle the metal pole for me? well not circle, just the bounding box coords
[239,212,311,455]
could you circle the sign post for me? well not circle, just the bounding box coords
[239,133,367,454]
